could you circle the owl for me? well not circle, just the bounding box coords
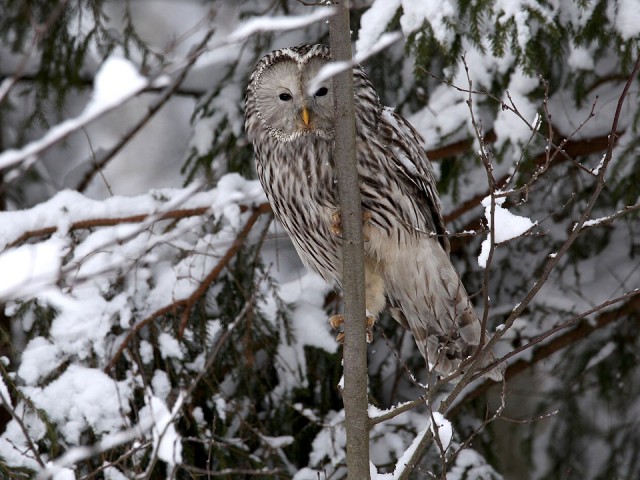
[245,44,502,381]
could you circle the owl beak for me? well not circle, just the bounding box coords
[301,106,311,127]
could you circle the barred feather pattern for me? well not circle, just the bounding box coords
[245,44,502,380]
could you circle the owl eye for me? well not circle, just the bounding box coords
[279,92,292,101]
[315,87,328,97]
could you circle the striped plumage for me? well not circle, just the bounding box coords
[245,44,501,380]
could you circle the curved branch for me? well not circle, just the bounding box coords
[76,27,216,192]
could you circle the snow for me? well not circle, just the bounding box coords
[399,0,455,44]
[86,57,148,115]
[152,370,171,401]
[0,240,64,300]
[138,394,183,466]
[430,412,452,451]
[585,341,616,370]
[18,337,62,386]
[50,466,75,480]
[260,434,294,449]
[448,449,504,480]
[478,195,536,268]
[260,271,336,397]
[309,32,401,95]
[0,374,11,409]
[568,43,595,71]
[493,0,555,51]
[23,365,131,445]
[104,466,129,480]
[228,8,334,42]
[355,0,401,55]
[0,57,149,171]
[393,421,430,478]
[158,332,184,360]
[493,68,539,148]
[610,0,640,40]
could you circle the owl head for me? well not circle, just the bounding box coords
[245,44,336,142]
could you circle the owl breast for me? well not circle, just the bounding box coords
[255,133,343,284]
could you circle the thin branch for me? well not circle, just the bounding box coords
[476,289,640,381]
[8,206,208,248]
[448,292,640,417]
[76,27,216,192]
[438,50,640,417]
[371,291,639,426]
[387,53,640,475]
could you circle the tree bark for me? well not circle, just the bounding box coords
[329,2,371,478]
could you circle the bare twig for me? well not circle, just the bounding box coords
[439,52,640,417]
[448,292,640,417]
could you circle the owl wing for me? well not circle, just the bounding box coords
[366,107,502,380]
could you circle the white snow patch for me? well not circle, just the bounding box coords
[158,332,184,360]
[568,43,595,71]
[86,57,147,115]
[478,196,536,268]
[356,0,401,55]
[393,421,430,478]
[430,412,452,451]
[399,0,455,44]
[0,240,64,300]
[50,465,75,480]
[152,370,171,401]
[610,0,640,40]
[448,448,503,479]
[23,365,131,445]
[494,0,538,50]
[139,340,154,364]
[138,394,183,466]
[0,374,11,409]
[18,337,62,385]
[585,341,616,370]
[228,9,334,42]
[103,466,129,480]
[261,434,294,449]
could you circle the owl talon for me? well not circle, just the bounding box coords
[330,210,372,241]
[330,211,342,236]
[328,313,375,343]
[329,314,344,330]
[366,314,375,343]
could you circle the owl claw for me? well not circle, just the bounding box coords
[330,211,342,237]
[328,313,376,343]
[329,313,344,330]
[330,210,372,241]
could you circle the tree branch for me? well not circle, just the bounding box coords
[448,292,640,417]
[76,27,216,192]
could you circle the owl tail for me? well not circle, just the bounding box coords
[384,237,504,382]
